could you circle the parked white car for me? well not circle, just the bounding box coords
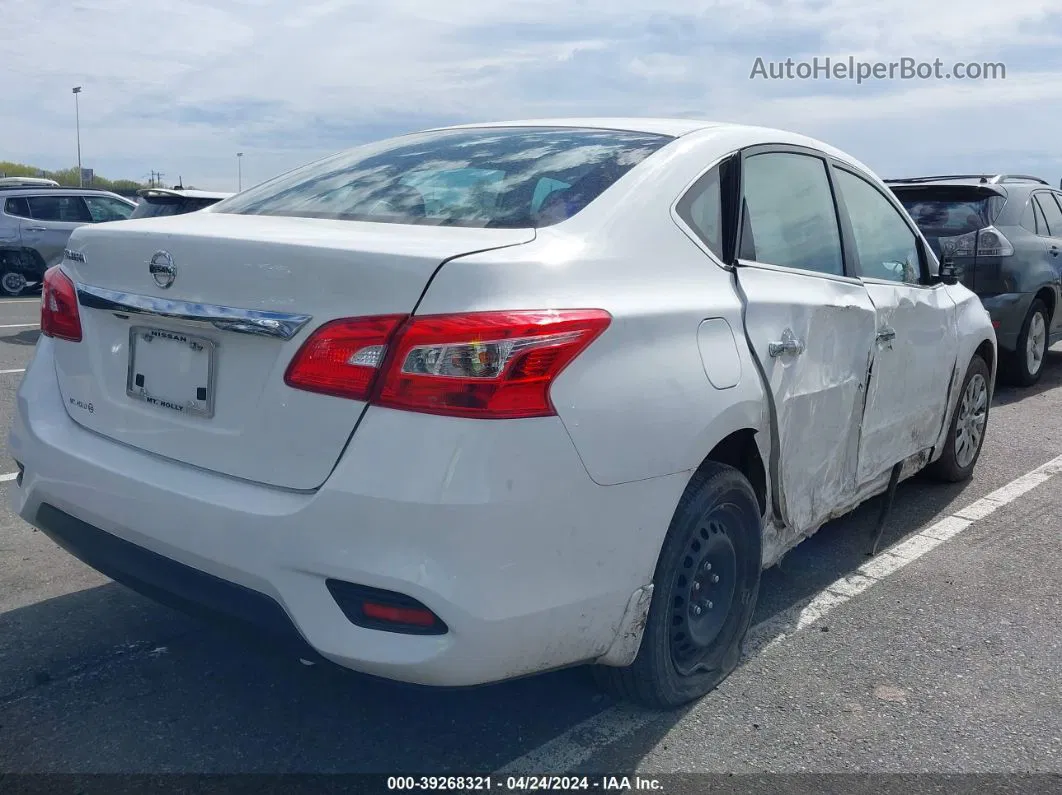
[10,118,995,708]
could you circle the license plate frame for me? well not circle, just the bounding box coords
[126,326,217,419]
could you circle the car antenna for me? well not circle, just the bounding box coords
[868,461,903,556]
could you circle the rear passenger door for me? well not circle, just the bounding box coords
[832,166,959,485]
[1030,192,1062,337]
[21,195,93,268]
[731,146,878,535]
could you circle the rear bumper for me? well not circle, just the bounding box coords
[978,292,1032,351]
[10,338,686,686]
[33,502,321,660]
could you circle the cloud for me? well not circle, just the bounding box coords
[1,0,1060,189]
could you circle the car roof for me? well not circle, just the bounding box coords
[0,186,134,200]
[137,188,233,200]
[884,174,1052,190]
[434,117,730,137]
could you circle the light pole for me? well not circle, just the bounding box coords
[72,86,83,187]
[236,152,243,191]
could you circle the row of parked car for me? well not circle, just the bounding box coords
[4,170,1060,390]
[5,120,1060,710]
[0,181,230,295]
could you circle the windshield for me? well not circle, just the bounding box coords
[212,127,673,228]
[131,196,224,219]
[892,187,1006,234]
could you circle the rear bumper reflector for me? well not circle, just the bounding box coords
[325,579,448,636]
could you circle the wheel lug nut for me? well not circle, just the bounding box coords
[711,574,720,583]
[692,605,702,615]
[706,601,713,609]
[703,562,712,571]
[693,582,701,591]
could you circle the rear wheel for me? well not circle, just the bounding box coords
[593,463,762,709]
[0,270,26,296]
[926,355,990,482]
[1006,300,1049,387]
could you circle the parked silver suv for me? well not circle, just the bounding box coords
[0,186,135,295]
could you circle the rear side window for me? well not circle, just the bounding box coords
[739,152,845,276]
[26,195,92,223]
[676,165,723,258]
[1021,198,1047,234]
[83,195,134,222]
[4,197,30,218]
[212,127,673,228]
[1034,193,1062,236]
[893,188,1005,234]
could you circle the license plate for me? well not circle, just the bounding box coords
[126,326,216,418]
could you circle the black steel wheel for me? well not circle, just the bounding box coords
[593,462,762,708]
[669,512,740,675]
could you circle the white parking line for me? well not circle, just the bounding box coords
[0,299,39,304]
[0,473,18,482]
[494,450,1062,776]
[0,368,26,375]
[0,324,38,329]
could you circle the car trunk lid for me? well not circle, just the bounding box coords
[55,212,534,490]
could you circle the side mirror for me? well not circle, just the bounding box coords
[938,256,960,286]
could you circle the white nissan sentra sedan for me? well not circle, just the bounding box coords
[10,119,995,708]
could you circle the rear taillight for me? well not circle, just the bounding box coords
[283,314,407,400]
[939,226,1014,257]
[285,309,611,419]
[40,266,82,342]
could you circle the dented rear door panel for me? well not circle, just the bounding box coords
[735,264,876,534]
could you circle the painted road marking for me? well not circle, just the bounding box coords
[0,369,26,375]
[0,473,18,482]
[494,450,1062,776]
[0,324,38,329]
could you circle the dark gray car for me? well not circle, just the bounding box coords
[888,174,1062,386]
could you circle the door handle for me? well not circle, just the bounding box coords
[876,327,897,343]
[24,226,48,232]
[768,329,805,358]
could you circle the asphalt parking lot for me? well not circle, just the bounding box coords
[1,293,1060,784]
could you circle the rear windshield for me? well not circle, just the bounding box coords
[892,187,1006,234]
[131,196,222,219]
[211,127,673,228]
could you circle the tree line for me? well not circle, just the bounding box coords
[0,160,148,195]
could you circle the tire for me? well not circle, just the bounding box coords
[593,463,762,709]
[0,270,26,297]
[1005,299,1049,387]
[925,355,991,482]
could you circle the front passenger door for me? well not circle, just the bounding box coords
[832,167,959,485]
[732,148,878,535]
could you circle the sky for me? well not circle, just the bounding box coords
[2,0,1061,191]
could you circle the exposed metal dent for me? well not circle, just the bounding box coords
[596,584,654,666]
[762,447,933,567]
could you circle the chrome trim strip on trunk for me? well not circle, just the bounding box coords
[76,284,313,341]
